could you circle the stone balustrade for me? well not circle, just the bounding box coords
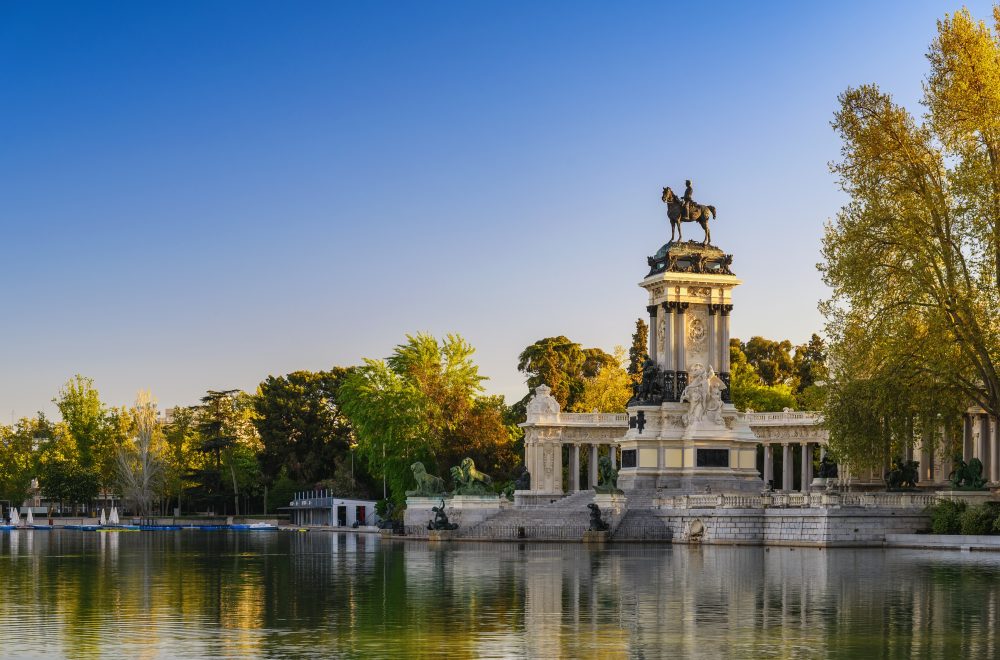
[655,491,938,510]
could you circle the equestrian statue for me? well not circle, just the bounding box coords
[662,179,717,245]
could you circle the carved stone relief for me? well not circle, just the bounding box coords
[657,313,666,355]
[687,286,712,297]
[543,446,554,475]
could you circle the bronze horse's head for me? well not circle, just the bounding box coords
[662,187,675,203]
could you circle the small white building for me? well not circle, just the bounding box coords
[287,491,380,528]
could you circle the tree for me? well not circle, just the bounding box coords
[35,418,99,513]
[517,336,617,411]
[0,420,38,507]
[729,339,797,412]
[254,369,353,485]
[821,7,1000,463]
[162,406,199,514]
[571,346,633,413]
[195,390,261,515]
[54,375,105,470]
[115,391,166,516]
[340,333,517,502]
[740,337,795,387]
[628,319,649,384]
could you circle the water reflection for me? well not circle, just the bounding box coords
[0,531,998,658]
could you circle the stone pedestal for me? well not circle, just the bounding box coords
[593,492,627,516]
[582,530,610,543]
[618,243,762,495]
[404,496,448,529]
[810,477,829,492]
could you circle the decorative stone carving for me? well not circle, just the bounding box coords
[526,384,560,421]
[679,364,727,427]
[657,314,666,354]
[687,315,707,349]
[450,458,493,495]
[543,446,554,475]
[687,286,712,297]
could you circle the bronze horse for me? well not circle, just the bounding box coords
[662,187,716,245]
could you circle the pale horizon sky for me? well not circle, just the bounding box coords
[2,1,994,420]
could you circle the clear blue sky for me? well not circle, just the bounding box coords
[0,1,991,418]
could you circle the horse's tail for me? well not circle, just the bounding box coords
[708,205,717,219]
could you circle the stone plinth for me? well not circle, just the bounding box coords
[404,496,449,529]
[582,530,610,543]
[449,494,503,527]
[810,477,829,492]
[593,493,627,516]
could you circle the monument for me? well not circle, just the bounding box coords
[616,182,761,493]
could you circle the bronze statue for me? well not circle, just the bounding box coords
[884,457,919,491]
[662,184,716,245]
[594,456,623,494]
[948,455,988,490]
[450,457,493,495]
[428,500,459,530]
[587,503,609,532]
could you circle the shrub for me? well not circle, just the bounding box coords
[959,503,1000,536]
[929,500,966,534]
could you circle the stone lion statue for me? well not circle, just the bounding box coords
[405,461,446,497]
[451,457,493,495]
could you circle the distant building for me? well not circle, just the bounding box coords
[286,491,379,528]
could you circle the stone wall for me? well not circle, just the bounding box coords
[657,507,931,547]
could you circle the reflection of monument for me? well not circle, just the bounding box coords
[618,200,761,493]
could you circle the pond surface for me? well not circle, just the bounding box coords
[0,530,998,658]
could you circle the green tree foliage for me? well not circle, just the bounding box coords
[54,375,104,470]
[0,420,39,506]
[628,319,649,384]
[729,340,797,412]
[194,390,262,515]
[739,337,795,387]
[517,336,618,411]
[254,369,353,485]
[821,7,1000,466]
[162,406,199,513]
[340,333,517,503]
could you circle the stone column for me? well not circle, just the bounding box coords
[589,444,599,490]
[675,303,688,370]
[980,414,990,468]
[720,305,732,372]
[661,302,674,371]
[568,445,579,492]
[800,443,810,493]
[990,417,1000,482]
[939,424,952,486]
[763,444,774,486]
[819,446,827,461]
[964,414,974,462]
[782,443,793,492]
[647,305,658,364]
[707,305,718,370]
[609,444,617,470]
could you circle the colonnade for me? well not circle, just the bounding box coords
[962,410,1000,484]
[760,442,819,492]
[564,443,619,492]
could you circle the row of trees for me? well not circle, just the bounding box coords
[0,325,828,514]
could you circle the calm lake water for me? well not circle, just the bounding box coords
[0,530,998,659]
